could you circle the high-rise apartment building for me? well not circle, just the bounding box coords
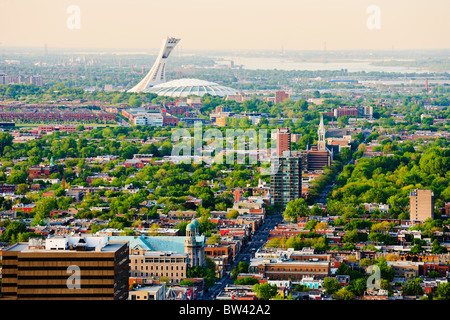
[276,128,291,156]
[0,235,129,300]
[274,91,290,104]
[410,189,434,222]
[270,152,302,209]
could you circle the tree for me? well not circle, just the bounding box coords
[5,86,17,99]
[16,183,29,195]
[426,270,441,278]
[239,117,251,128]
[358,143,367,153]
[313,222,328,232]
[342,229,359,243]
[187,264,216,288]
[159,276,171,285]
[179,279,194,286]
[31,197,57,226]
[175,221,190,236]
[252,282,278,300]
[376,258,395,282]
[226,209,239,219]
[0,221,27,243]
[402,278,424,296]
[436,283,450,300]
[294,284,311,292]
[283,198,309,222]
[432,239,448,254]
[304,220,318,231]
[234,277,259,285]
[333,287,355,300]
[348,278,367,297]
[206,234,221,245]
[231,261,249,279]
[310,205,324,216]
[128,95,142,108]
[323,277,341,295]
[410,244,425,254]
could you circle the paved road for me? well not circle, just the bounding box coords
[203,214,284,300]
[316,130,371,205]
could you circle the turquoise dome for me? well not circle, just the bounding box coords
[191,219,199,228]
[186,222,196,231]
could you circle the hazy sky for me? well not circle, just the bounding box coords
[0,0,449,51]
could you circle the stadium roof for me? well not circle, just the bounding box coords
[146,78,238,98]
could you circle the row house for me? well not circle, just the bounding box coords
[423,263,450,277]
[204,243,234,273]
[249,258,331,280]
[0,183,17,193]
[129,251,188,284]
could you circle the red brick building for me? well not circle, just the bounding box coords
[333,107,359,117]
[275,91,289,104]
[29,165,58,179]
[162,115,178,126]
[423,263,450,277]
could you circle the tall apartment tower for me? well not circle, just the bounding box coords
[276,127,291,156]
[184,219,205,267]
[0,235,129,300]
[275,91,289,104]
[410,189,434,222]
[270,152,302,209]
[128,37,180,93]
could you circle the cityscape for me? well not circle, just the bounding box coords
[0,0,449,313]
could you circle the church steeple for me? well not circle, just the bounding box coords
[317,113,326,151]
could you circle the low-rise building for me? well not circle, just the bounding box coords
[129,283,166,300]
[248,257,330,280]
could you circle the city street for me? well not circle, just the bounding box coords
[203,213,283,300]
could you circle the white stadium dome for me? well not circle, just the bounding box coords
[146,78,238,98]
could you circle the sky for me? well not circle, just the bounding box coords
[0,0,449,52]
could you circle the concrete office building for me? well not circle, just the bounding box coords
[0,235,129,300]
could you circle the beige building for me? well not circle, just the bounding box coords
[387,261,422,278]
[215,117,227,127]
[410,189,434,222]
[129,251,188,284]
[129,284,166,300]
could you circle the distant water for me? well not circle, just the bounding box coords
[214,56,428,73]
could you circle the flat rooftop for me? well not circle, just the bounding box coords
[4,241,126,253]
